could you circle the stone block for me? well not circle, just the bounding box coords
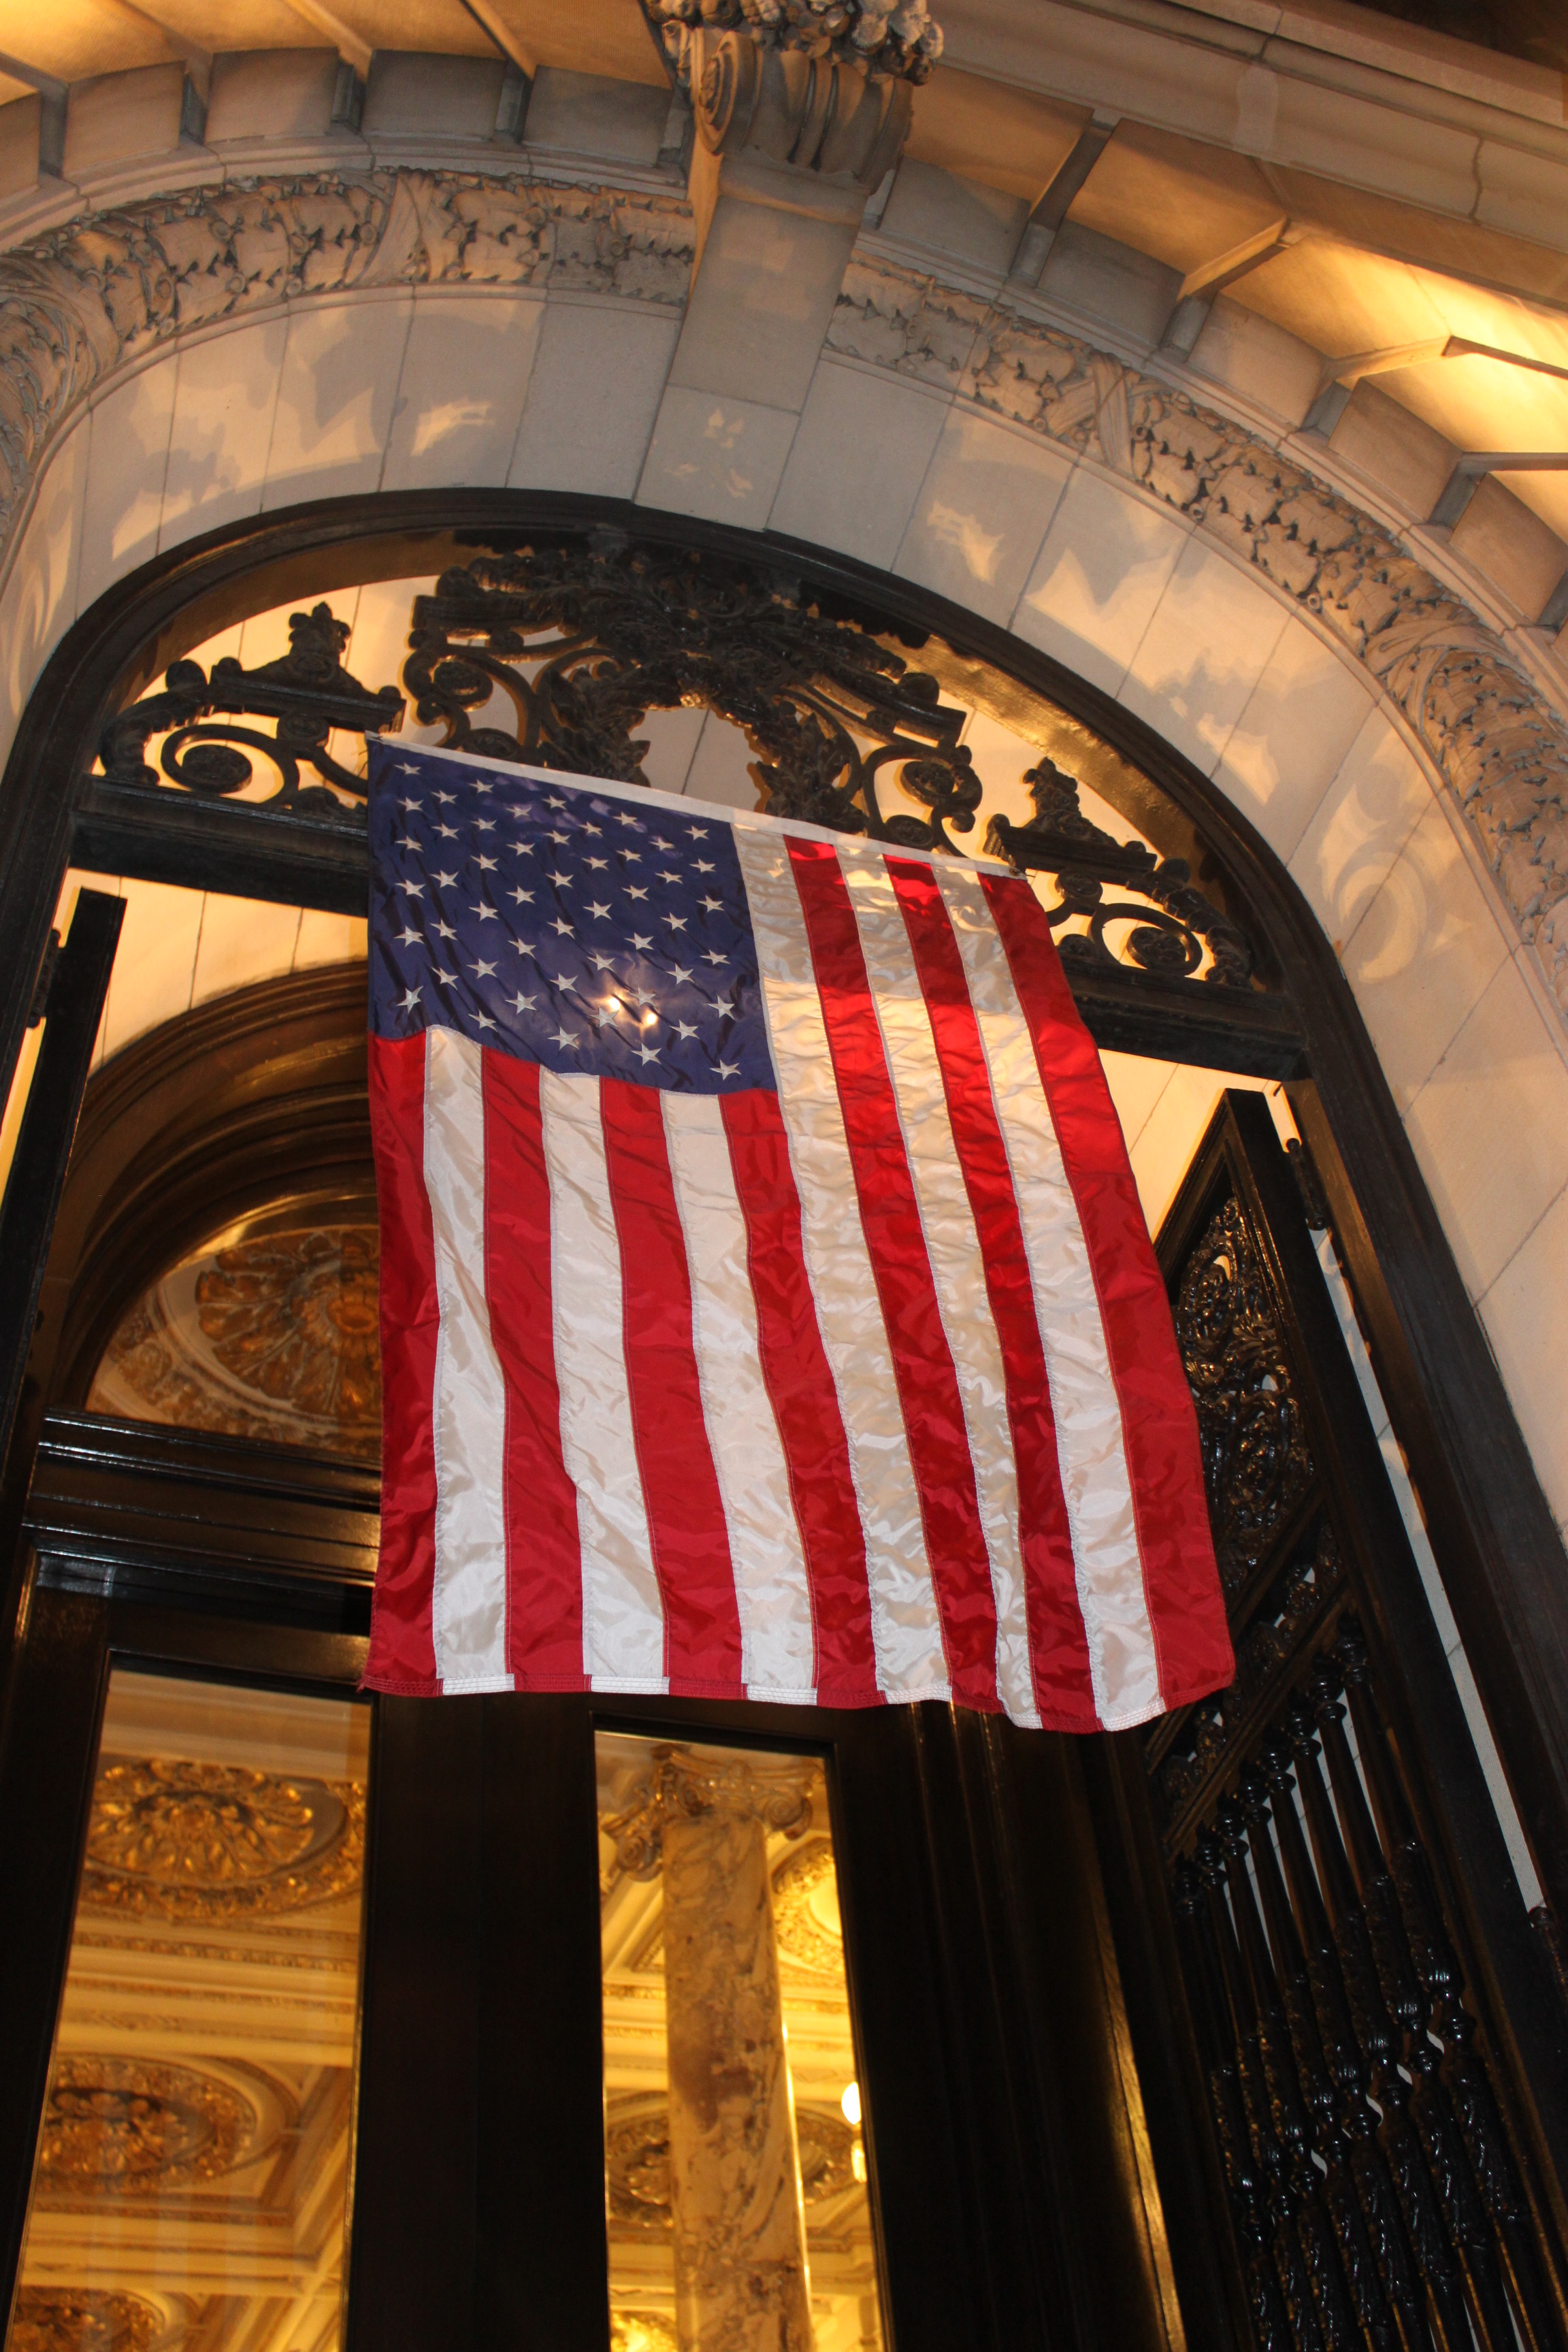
[523,67,667,165]
[905,67,1081,203]
[1187,297,1320,427]
[1287,706,1431,948]
[670,180,862,415]
[78,357,178,612]
[1341,797,1512,1112]
[1328,380,1455,519]
[638,385,798,529]
[161,317,288,549]
[206,49,341,144]
[1481,1179,1568,1538]
[363,52,509,141]
[1450,475,1568,626]
[880,158,1027,278]
[1013,469,1190,698]
[263,296,410,509]
[0,93,42,201]
[64,62,188,176]
[1405,955,1568,1299]
[1117,533,1288,774]
[896,406,1071,624]
[510,300,680,497]
[382,293,544,491]
[769,358,948,568]
[1037,221,1181,349]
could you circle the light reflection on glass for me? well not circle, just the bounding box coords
[598,1733,885,2352]
[6,1670,371,2352]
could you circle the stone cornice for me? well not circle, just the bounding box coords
[0,167,1563,1019]
[832,256,1568,1016]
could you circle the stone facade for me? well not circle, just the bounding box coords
[1,170,1565,1018]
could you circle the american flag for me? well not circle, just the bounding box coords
[362,740,1231,1731]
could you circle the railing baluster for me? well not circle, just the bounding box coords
[1288,1695,1465,2350]
[1337,1624,1563,2352]
[1259,1735,1427,2352]
[1175,1861,1297,2351]
[1200,1829,1327,2349]
[1241,1764,1398,2351]
[1311,1661,1513,2351]
[1223,1787,1360,2346]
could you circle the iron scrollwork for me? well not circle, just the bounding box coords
[1173,1191,1315,1599]
[95,534,1267,999]
[98,604,404,816]
[986,755,1255,988]
[402,536,988,853]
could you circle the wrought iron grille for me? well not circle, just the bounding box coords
[92,536,1265,1004]
[1151,1146,1566,2351]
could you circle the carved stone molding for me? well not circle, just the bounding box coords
[1,170,1564,1016]
[831,259,1568,1017]
[687,34,912,192]
[0,171,693,534]
[644,0,943,91]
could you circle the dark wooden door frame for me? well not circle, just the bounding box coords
[0,484,1562,1941]
[0,1448,1181,2352]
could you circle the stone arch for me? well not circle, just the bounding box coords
[1,206,1564,1568]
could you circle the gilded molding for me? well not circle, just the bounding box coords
[0,174,1564,1013]
[833,259,1568,1016]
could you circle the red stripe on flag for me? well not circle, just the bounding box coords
[482,1053,589,1692]
[600,1079,745,1697]
[887,860,1100,1731]
[980,873,1233,1705]
[365,1033,440,1695]
[720,1090,883,1708]
[787,837,1001,1711]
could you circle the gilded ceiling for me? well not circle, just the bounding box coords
[11,1672,372,2352]
[87,1225,381,1459]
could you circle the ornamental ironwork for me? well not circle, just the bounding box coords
[1149,1149,1563,2350]
[98,602,404,815]
[96,534,1266,996]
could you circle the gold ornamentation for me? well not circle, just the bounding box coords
[9,2289,164,2352]
[770,1839,844,1976]
[602,1744,813,1886]
[39,2057,253,2192]
[82,1759,365,1920]
[611,2313,679,2352]
[605,2097,856,2227]
[197,1228,380,1425]
[88,1226,382,1459]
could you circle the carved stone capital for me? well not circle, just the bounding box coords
[646,1,943,96]
[601,1743,815,1880]
[687,31,912,193]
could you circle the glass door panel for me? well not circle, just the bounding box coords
[6,1669,371,2352]
[597,1732,885,2352]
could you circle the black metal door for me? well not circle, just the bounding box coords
[1096,1090,1568,2352]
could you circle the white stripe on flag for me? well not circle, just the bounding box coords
[934,866,1161,1725]
[423,1027,512,1692]
[538,1068,667,1692]
[661,1092,817,1703]
[840,848,1039,1727]
[732,828,951,1701]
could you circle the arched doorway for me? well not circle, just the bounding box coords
[1,493,1565,2352]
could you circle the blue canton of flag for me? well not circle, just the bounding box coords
[368,740,774,1092]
